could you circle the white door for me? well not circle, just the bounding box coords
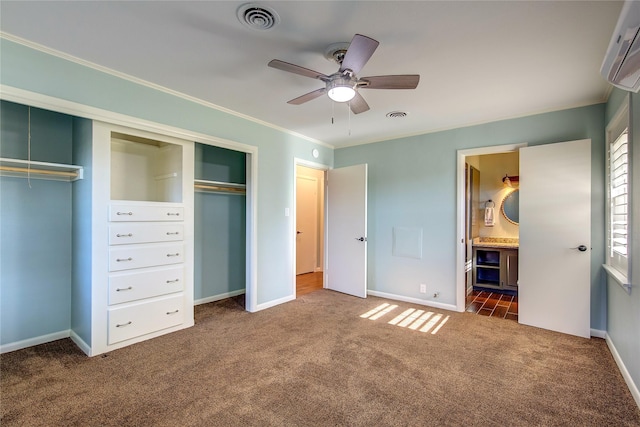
[326,164,368,298]
[296,175,318,275]
[519,139,591,338]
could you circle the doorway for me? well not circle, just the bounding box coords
[294,162,326,297]
[456,144,526,312]
[457,140,592,338]
[464,151,520,320]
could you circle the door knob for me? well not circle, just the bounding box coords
[355,237,367,242]
[571,245,588,252]
[297,231,302,234]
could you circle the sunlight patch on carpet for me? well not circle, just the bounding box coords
[360,303,398,320]
[360,304,450,334]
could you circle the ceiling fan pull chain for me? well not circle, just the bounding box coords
[331,100,335,124]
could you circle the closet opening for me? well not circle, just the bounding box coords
[294,161,327,298]
[194,143,249,309]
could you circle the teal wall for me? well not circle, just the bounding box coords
[2,36,630,365]
[0,38,333,315]
[71,116,93,346]
[0,101,74,345]
[605,88,640,398]
[335,104,607,330]
[194,144,246,301]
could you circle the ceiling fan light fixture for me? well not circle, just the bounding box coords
[327,78,356,103]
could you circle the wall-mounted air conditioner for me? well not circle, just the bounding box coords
[601,1,640,93]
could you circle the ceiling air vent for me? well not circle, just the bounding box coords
[386,111,408,118]
[237,4,280,31]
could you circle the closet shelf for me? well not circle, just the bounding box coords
[194,179,246,195]
[0,157,84,182]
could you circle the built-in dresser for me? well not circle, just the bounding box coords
[72,122,194,356]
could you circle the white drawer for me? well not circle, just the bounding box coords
[109,243,184,272]
[109,266,184,305]
[109,205,184,222]
[109,223,184,245]
[108,294,184,345]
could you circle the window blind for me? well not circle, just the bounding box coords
[610,130,628,267]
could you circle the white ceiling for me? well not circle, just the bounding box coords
[0,1,623,148]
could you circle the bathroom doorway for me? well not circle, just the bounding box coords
[458,140,592,337]
[460,147,521,321]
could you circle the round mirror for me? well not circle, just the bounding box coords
[501,189,519,225]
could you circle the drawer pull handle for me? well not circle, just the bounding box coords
[166,232,180,235]
[116,321,132,328]
[116,233,133,238]
[117,211,133,216]
[166,279,180,283]
[167,253,180,257]
[116,257,133,262]
[167,212,180,216]
[166,310,179,315]
[116,286,133,292]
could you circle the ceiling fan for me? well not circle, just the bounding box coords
[268,34,420,114]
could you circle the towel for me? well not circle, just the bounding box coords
[484,207,495,226]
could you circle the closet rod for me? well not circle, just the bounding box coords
[194,184,246,195]
[0,165,80,179]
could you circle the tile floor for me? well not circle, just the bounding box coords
[466,289,518,321]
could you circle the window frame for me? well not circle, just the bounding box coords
[604,97,633,294]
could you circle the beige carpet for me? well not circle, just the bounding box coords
[2,290,639,426]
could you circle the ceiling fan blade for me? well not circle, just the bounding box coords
[349,92,370,114]
[268,60,329,80]
[340,34,379,74]
[359,75,420,89]
[287,88,327,105]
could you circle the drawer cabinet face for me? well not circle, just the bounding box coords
[109,243,184,272]
[109,223,184,245]
[109,266,184,305]
[108,295,184,345]
[109,205,184,222]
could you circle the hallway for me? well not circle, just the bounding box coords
[296,272,323,296]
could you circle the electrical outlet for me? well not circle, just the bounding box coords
[419,284,427,294]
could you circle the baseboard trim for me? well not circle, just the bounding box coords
[194,289,246,306]
[605,333,640,409]
[69,330,92,356]
[0,330,70,354]
[367,290,458,312]
[254,295,295,312]
[590,328,606,339]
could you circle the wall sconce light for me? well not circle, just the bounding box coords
[502,174,519,187]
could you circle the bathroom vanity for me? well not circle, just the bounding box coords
[472,238,518,291]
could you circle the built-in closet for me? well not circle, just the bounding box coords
[73,120,196,356]
[0,100,85,347]
[193,143,246,304]
[1,100,248,356]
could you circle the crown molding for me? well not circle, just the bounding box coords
[0,32,333,150]
[0,84,259,156]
